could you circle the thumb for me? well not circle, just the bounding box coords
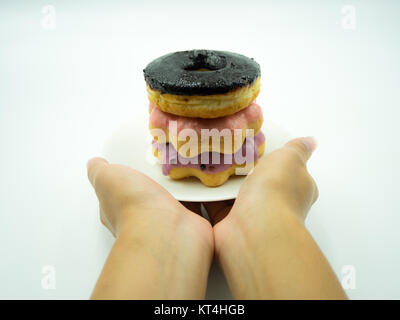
[284,136,317,164]
[87,157,109,188]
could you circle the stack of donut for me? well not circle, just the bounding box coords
[143,49,265,187]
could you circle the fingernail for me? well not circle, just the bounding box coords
[301,136,317,154]
[86,157,97,169]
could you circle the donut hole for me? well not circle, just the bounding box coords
[184,50,227,72]
[185,64,224,72]
[190,68,212,72]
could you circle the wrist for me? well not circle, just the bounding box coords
[115,210,214,298]
[112,229,212,299]
[215,206,305,299]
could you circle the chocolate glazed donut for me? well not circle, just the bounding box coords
[144,49,261,118]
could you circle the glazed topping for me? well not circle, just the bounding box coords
[143,49,260,95]
[149,101,263,134]
[153,131,266,175]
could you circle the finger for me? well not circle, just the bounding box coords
[87,157,109,188]
[181,201,203,216]
[284,136,317,164]
[203,200,234,225]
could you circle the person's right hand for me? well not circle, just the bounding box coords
[205,137,318,226]
[204,137,347,299]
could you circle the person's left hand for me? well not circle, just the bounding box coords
[87,157,213,299]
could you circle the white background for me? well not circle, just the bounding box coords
[1,0,399,299]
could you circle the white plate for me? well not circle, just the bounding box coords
[102,116,291,202]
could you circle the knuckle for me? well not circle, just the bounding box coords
[279,149,305,168]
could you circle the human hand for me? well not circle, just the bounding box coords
[205,137,318,243]
[204,137,346,299]
[87,157,213,299]
[205,137,318,225]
